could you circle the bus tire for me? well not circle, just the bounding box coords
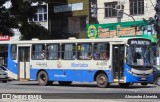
[37,71,52,86]
[96,73,109,88]
[119,83,130,88]
[141,83,148,86]
[156,77,160,86]
[58,81,72,86]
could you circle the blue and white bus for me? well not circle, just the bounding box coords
[0,37,153,88]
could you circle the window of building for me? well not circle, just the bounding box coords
[46,44,60,60]
[104,2,117,18]
[0,44,8,65]
[10,45,17,60]
[29,5,47,22]
[62,44,76,60]
[93,43,110,60]
[32,44,45,60]
[130,0,144,15]
[77,43,92,60]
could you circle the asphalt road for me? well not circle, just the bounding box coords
[0,81,160,93]
[0,81,160,102]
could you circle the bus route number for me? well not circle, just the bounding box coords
[36,62,47,67]
[96,61,107,66]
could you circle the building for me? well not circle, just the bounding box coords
[87,0,158,65]
[29,2,48,30]
[2,0,49,41]
[97,0,156,24]
[48,0,90,39]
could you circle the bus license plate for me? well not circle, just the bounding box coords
[141,78,146,80]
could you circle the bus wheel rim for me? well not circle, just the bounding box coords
[99,76,106,85]
[41,74,46,81]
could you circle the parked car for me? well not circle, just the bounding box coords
[0,67,8,83]
[153,66,160,86]
[0,66,8,73]
[0,66,13,81]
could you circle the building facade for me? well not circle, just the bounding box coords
[3,0,49,41]
[97,0,156,24]
[87,0,158,65]
[48,0,90,39]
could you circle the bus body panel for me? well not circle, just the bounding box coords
[30,68,112,82]
[7,44,18,80]
[124,64,153,83]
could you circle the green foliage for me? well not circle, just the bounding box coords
[20,22,51,40]
[0,0,50,39]
[0,0,14,35]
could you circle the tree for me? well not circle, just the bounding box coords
[0,0,50,39]
[10,0,51,40]
[19,22,51,40]
[0,0,14,36]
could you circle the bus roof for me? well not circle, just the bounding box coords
[0,37,150,45]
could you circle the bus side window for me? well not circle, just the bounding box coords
[93,43,109,60]
[46,44,59,60]
[77,43,92,60]
[62,43,76,60]
[32,44,45,60]
[10,44,17,60]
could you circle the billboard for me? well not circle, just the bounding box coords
[86,21,157,43]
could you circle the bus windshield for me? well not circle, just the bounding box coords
[127,45,153,66]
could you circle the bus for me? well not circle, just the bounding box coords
[0,37,154,88]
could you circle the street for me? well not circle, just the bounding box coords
[0,81,160,93]
[0,81,160,102]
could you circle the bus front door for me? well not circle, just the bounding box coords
[18,47,30,80]
[112,45,124,82]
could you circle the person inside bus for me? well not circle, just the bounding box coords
[72,54,76,59]
[133,52,141,62]
[100,52,107,60]
[93,51,99,59]
[39,50,45,59]
[93,46,99,59]
[79,53,92,59]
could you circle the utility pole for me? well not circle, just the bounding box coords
[90,0,98,24]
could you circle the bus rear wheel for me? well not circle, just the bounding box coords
[58,81,72,86]
[96,73,109,88]
[37,71,53,86]
[119,83,130,88]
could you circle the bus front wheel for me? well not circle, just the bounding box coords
[37,71,53,86]
[96,73,109,88]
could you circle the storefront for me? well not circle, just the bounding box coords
[86,21,158,65]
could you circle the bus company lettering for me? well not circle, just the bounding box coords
[36,62,47,67]
[71,63,88,67]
